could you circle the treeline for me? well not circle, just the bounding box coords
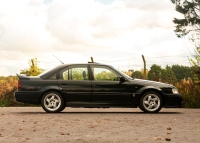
[131,64,192,83]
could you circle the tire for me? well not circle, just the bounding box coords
[59,103,66,112]
[41,91,65,113]
[139,91,163,113]
[139,106,144,112]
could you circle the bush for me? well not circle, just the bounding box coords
[175,78,200,108]
[0,76,18,107]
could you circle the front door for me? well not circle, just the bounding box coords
[58,65,92,102]
[91,65,132,103]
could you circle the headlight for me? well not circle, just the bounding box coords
[172,88,179,94]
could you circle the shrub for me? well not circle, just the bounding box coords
[0,76,18,106]
[175,78,200,108]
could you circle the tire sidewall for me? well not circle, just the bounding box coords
[41,91,64,113]
[140,91,163,113]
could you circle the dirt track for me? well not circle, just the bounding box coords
[0,107,199,143]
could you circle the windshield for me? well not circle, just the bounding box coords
[111,66,133,80]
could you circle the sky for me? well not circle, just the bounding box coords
[0,0,195,76]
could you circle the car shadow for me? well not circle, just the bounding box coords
[11,111,183,115]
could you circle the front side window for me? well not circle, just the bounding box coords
[59,66,88,80]
[91,66,120,81]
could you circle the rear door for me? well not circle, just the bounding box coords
[58,65,92,102]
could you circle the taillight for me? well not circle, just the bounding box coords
[18,80,21,91]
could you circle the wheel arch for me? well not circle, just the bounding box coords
[39,89,66,104]
[136,87,165,106]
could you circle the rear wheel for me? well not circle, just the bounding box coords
[139,91,163,113]
[41,92,64,113]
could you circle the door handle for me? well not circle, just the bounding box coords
[93,85,100,87]
[62,84,68,85]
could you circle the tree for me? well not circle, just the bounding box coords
[171,64,192,81]
[148,64,163,81]
[171,0,200,38]
[20,58,44,76]
[171,0,200,63]
[131,70,143,79]
[161,65,176,83]
[172,0,200,83]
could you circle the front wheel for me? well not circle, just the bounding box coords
[41,92,64,113]
[139,92,163,113]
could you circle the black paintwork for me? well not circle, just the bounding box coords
[15,63,182,108]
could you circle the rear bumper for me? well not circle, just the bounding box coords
[15,91,41,104]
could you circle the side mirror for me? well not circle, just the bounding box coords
[119,77,126,83]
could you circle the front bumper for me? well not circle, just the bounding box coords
[164,93,182,108]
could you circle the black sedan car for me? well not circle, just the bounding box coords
[15,62,182,113]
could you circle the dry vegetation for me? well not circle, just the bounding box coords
[175,78,200,108]
[0,76,18,106]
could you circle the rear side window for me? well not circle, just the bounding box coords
[47,73,57,80]
[71,67,88,80]
[60,68,69,80]
[59,66,88,80]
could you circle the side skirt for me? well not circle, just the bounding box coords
[66,102,136,108]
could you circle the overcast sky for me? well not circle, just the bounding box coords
[0,0,195,76]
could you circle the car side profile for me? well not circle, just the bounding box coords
[15,63,182,113]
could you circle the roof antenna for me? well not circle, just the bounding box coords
[53,55,64,64]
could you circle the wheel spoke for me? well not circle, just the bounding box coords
[52,103,56,108]
[144,101,149,105]
[47,103,53,108]
[54,99,59,103]
[153,102,158,108]
[46,98,50,103]
[152,97,158,102]
[148,105,153,109]
[147,96,151,102]
[51,95,55,100]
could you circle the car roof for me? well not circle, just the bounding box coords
[59,62,110,67]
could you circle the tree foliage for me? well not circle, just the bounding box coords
[20,58,44,76]
[171,0,200,38]
[148,64,163,81]
[172,0,200,83]
[148,64,192,83]
[161,65,177,83]
[95,71,117,81]
[171,64,192,81]
[131,70,143,79]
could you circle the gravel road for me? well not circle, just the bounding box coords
[0,107,199,143]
